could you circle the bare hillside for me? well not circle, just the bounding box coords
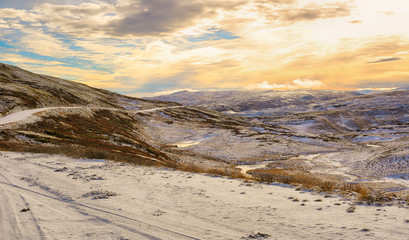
[0,63,177,116]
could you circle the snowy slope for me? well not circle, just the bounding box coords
[1,151,408,240]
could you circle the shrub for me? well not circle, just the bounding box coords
[357,189,392,204]
[175,163,248,179]
[250,168,337,192]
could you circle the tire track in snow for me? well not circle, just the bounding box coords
[0,172,45,240]
[0,179,200,240]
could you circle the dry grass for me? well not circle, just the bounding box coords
[341,182,372,199]
[0,141,169,167]
[0,109,180,167]
[357,189,393,204]
[0,138,397,204]
[175,163,248,179]
[250,168,338,192]
[248,168,391,203]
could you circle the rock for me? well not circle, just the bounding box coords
[346,206,356,213]
[20,208,30,212]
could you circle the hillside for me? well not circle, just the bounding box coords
[146,89,361,115]
[0,63,177,115]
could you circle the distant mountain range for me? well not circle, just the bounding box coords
[146,89,362,115]
[147,87,409,129]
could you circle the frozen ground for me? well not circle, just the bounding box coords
[0,106,184,126]
[0,108,81,126]
[1,151,408,240]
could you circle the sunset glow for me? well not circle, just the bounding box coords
[1,0,408,96]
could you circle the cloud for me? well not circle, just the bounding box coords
[293,79,323,88]
[246,79,323,90]
[30,2,116,37]
[377,11,396,16]
[255,0,296,4]
[0,8,39,22]
[0,0,92,9]
[349,20,362,24]
[110,0,208,36]
[281,3,352,22]
[1,0,409,96]
[257,1,353,24]
[368,57,402,63]
[0,52,64,66]
[246,81,288,90]
[109,0,246,37]
[0,0,352,39]
[17,29,71,57]
[7,0,246,38]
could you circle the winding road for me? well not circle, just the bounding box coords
[0,106,183,126]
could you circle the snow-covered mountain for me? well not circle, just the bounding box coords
[146,88,409,132]
[147,87,409,182]
[146,89,361,115]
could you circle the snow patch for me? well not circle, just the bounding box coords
[352,136,398,142]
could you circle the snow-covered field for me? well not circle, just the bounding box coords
[1,151,408,240]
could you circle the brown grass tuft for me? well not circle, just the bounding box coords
[250,168,337,192]
[0,141,168,167]
[357,189,392,204]
[175,163,248,179]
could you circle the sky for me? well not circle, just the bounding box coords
[0,0,409,97]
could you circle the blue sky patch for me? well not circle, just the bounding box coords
[188,29,239,43]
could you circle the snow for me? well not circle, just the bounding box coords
[236,161,274,178]
[352,136,398,142]
[339,115,354,130]
[0,106,184,127]
[1,151,409,240]
[0,108,54,125]
[174,140,201,148]
[250,127,268,133]
[173,134,217,148]
[367,144,382,148]
[285,120,316,133]
[373,174,409,188]
[0,107,83,126]
[117,97,140,111]
[136,106,182,113]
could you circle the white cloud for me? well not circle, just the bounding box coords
[246,79,323,90]
[0,53,64,66]
[293,78,323,88]
[1,0,408,94]
[246,81,288,90]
